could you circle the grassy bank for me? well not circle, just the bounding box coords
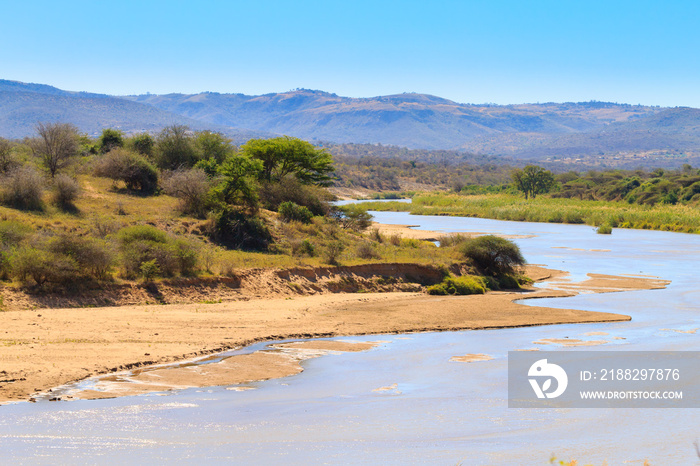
[0,174,469,295]
[361,193,700,233]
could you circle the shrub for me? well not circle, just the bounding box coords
[258,175,332,215]
[99,128,124,154]
[323,241,345,265]
[388,233,402,246]
[52,174,80,210]
[129,133,155,156]
[47,234,114,280]
[0,220,33,280]
[209,207,272,251]
[162,168,212,218]
[439,233,469,248]
[596,224,613,234]
[291,239,316,257]
[0,137,18,174]
[0,251,10,280]
[140,259,160,282]
[118,225,169,244]
[10,246,79,287]
[1,166,44,210]
[427,275,487,295]
[368,228,383,243]
[278,201,314,224]
[173,238,198,276]
[331,205,373,231]
[496,274,522,290]
[563,211,584,224]
[0,220,32,246]
[356,242,380,259]
[461,235,525,277]
[94,148,159,193]
[116,225,195,278]
[155,125,200,170]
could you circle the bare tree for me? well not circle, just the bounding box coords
[30,122,79,177]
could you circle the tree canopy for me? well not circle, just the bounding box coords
[241,136,334,186]
[512,165,555,199]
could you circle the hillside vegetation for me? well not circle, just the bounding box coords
[1,124,518,299]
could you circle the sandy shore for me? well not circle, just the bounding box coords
[371,222,535,241]
[0,266,669,403]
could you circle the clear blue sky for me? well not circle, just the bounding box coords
[2,0,699,106]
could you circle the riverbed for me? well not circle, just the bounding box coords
[0,211,697,464]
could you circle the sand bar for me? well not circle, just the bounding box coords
[0,266,667,403]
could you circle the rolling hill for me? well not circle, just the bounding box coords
[124,90,663,150]
[4,79,700,168]
[0,80,268,142]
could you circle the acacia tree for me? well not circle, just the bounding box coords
[512,165,555,199]
[30,122,79,177]
[241,136,334,186]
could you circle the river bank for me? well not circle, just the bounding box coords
[0,264,669,403]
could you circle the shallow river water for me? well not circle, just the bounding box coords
[1,211,698,465]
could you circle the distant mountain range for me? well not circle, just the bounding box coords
[0,80,267,142]
[3,79,700,166]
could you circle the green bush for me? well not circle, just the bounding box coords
[323,241,345,265]
[209,207,272,251]
[355,242,380,259]
[94,148,159,193]
[596,224,613,234]
[291,239,316,257]
[99,128,124,154]
[0,221,33,280]
[461,235,525,277]
[10,246,79,287]
[258,175,332,215]
[155,125,200,170]
[278,201,314,224]
[117,225,196,278]
[496,274,523,290]
[118,225,169,244]
[332,205,373,231]
[427,275,487,295]
[140,259,160,282]
[47,234,114,280]
[0,220,32,246]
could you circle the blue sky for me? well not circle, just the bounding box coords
[2,0,699,106]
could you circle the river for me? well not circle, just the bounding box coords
[0,210,698,464]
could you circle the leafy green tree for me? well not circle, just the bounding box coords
[129,133,155,156]
[99,128,124,154]
[30,122,79,177]
[195,131,234,165]
[241,136,334,185]
[512,165,555,199]
[155,125,199,169]
[213,155,263,209]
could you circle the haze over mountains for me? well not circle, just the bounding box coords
[2,79,700,166]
